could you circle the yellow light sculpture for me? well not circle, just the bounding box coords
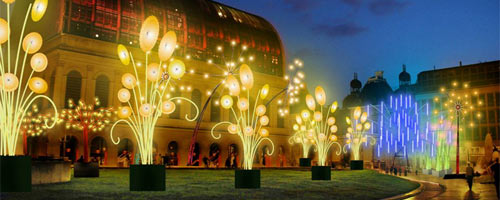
[344,106,375,160]
[110,15,199,165]
[0,1,58,156]
[289,115,313,159]
[299,86,341,166]
[210,67,274,170]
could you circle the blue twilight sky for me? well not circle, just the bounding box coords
[217,0,499,104]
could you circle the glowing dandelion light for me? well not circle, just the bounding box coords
[0,0,58,157]
[110,15,199,165]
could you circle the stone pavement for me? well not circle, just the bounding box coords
[379,171,498,199]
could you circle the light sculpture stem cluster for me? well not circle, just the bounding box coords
[211,66,274,170]
[110,15,199,165]
[299,86,341,166]
[0,0,57,156]
[60,98,112,162]
[345,106,374,160]
[289,118,313,158]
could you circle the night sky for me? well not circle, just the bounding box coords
[217,0,499,104]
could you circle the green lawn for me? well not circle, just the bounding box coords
[2,169,418,200]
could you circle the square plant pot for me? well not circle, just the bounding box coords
[299,158,311,167]
[74,162,99,177]
[235,169,260,188]
[311,166,331,180]
[130,164,165,191]
[0,156,31,192]
[350,160,363,170]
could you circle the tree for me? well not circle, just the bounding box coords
[20,105,57,155]
[60,98,112,163]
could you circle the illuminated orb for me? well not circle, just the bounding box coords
[260,128,269,137]
[2,0,15,4]
[346,133,351,138]
[121,73,137,89]
[22,32,43,54]
[306,94,316,111]
[237,97,249,111]
[364,122,371,130]
[0,18,9,44]
[226,75,240,96]
[256,105,266,116]
[295,115,303,124]
[347,127,353,133]
[118,106,132,118]
[116,44,130,65]
[293,124,299,131]
[360,112,368,123]
[329,135,338,142]
[243,126,254,136]
[168,59,185,79]
[346,116,351,125]
[314,86,326,105]
[259,115,269,126]
[239,64,254,89]
[330,101,338,113]
[117,88,131,103]
[356,123,363,131]
[260,84,269,99]
[313,111,322,121]
[30,53,47,72]
[327,117,335,126]
[139,103,153,117]
[0,73,19,92]
[330,125,338,133]
[158,31,177,61]
[139,16,159,52]
[318,133,326,141]
[301,110,310,119]
[28,77,47,93]
[220,95,233,109]
[147,63,162,82]
[228,124,239,134]
[162,100,175,114]
[31,0,48,22]
[353,106,361,120]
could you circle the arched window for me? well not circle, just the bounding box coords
[64,71,82,108]
[191,89,201,119]
[210,93,220,122]
[95,75,110,107]
[59,135,78,162]
[277,114,285,128]
[170,90,181,119]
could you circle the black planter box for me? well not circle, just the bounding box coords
[74,162,99,177]
[350,160,363,170]
[311,166,331,180]
[130,164,165,191]
[235,169,260,188]
[0,156,31,192]
[299,158,311,167]
[443,174,466,179]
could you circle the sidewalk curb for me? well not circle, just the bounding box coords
[382,181,424,200]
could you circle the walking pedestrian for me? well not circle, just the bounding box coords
[465,163,474,190]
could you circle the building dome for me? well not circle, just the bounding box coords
[342,93,363,109]
[361,71,393,105]
[399,64,411,83]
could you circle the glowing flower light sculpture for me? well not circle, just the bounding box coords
[210,67,274,188]
[0,0,57,192]
[289,114,314,167]
[59,98,113,164]
[344,106,374,170]
[433,81,481,175]
[110,15,199,191]
[299,86,341,179]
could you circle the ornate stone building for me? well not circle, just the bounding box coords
[13,0,291,167]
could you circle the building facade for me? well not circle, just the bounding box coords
[14,0,293,167]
